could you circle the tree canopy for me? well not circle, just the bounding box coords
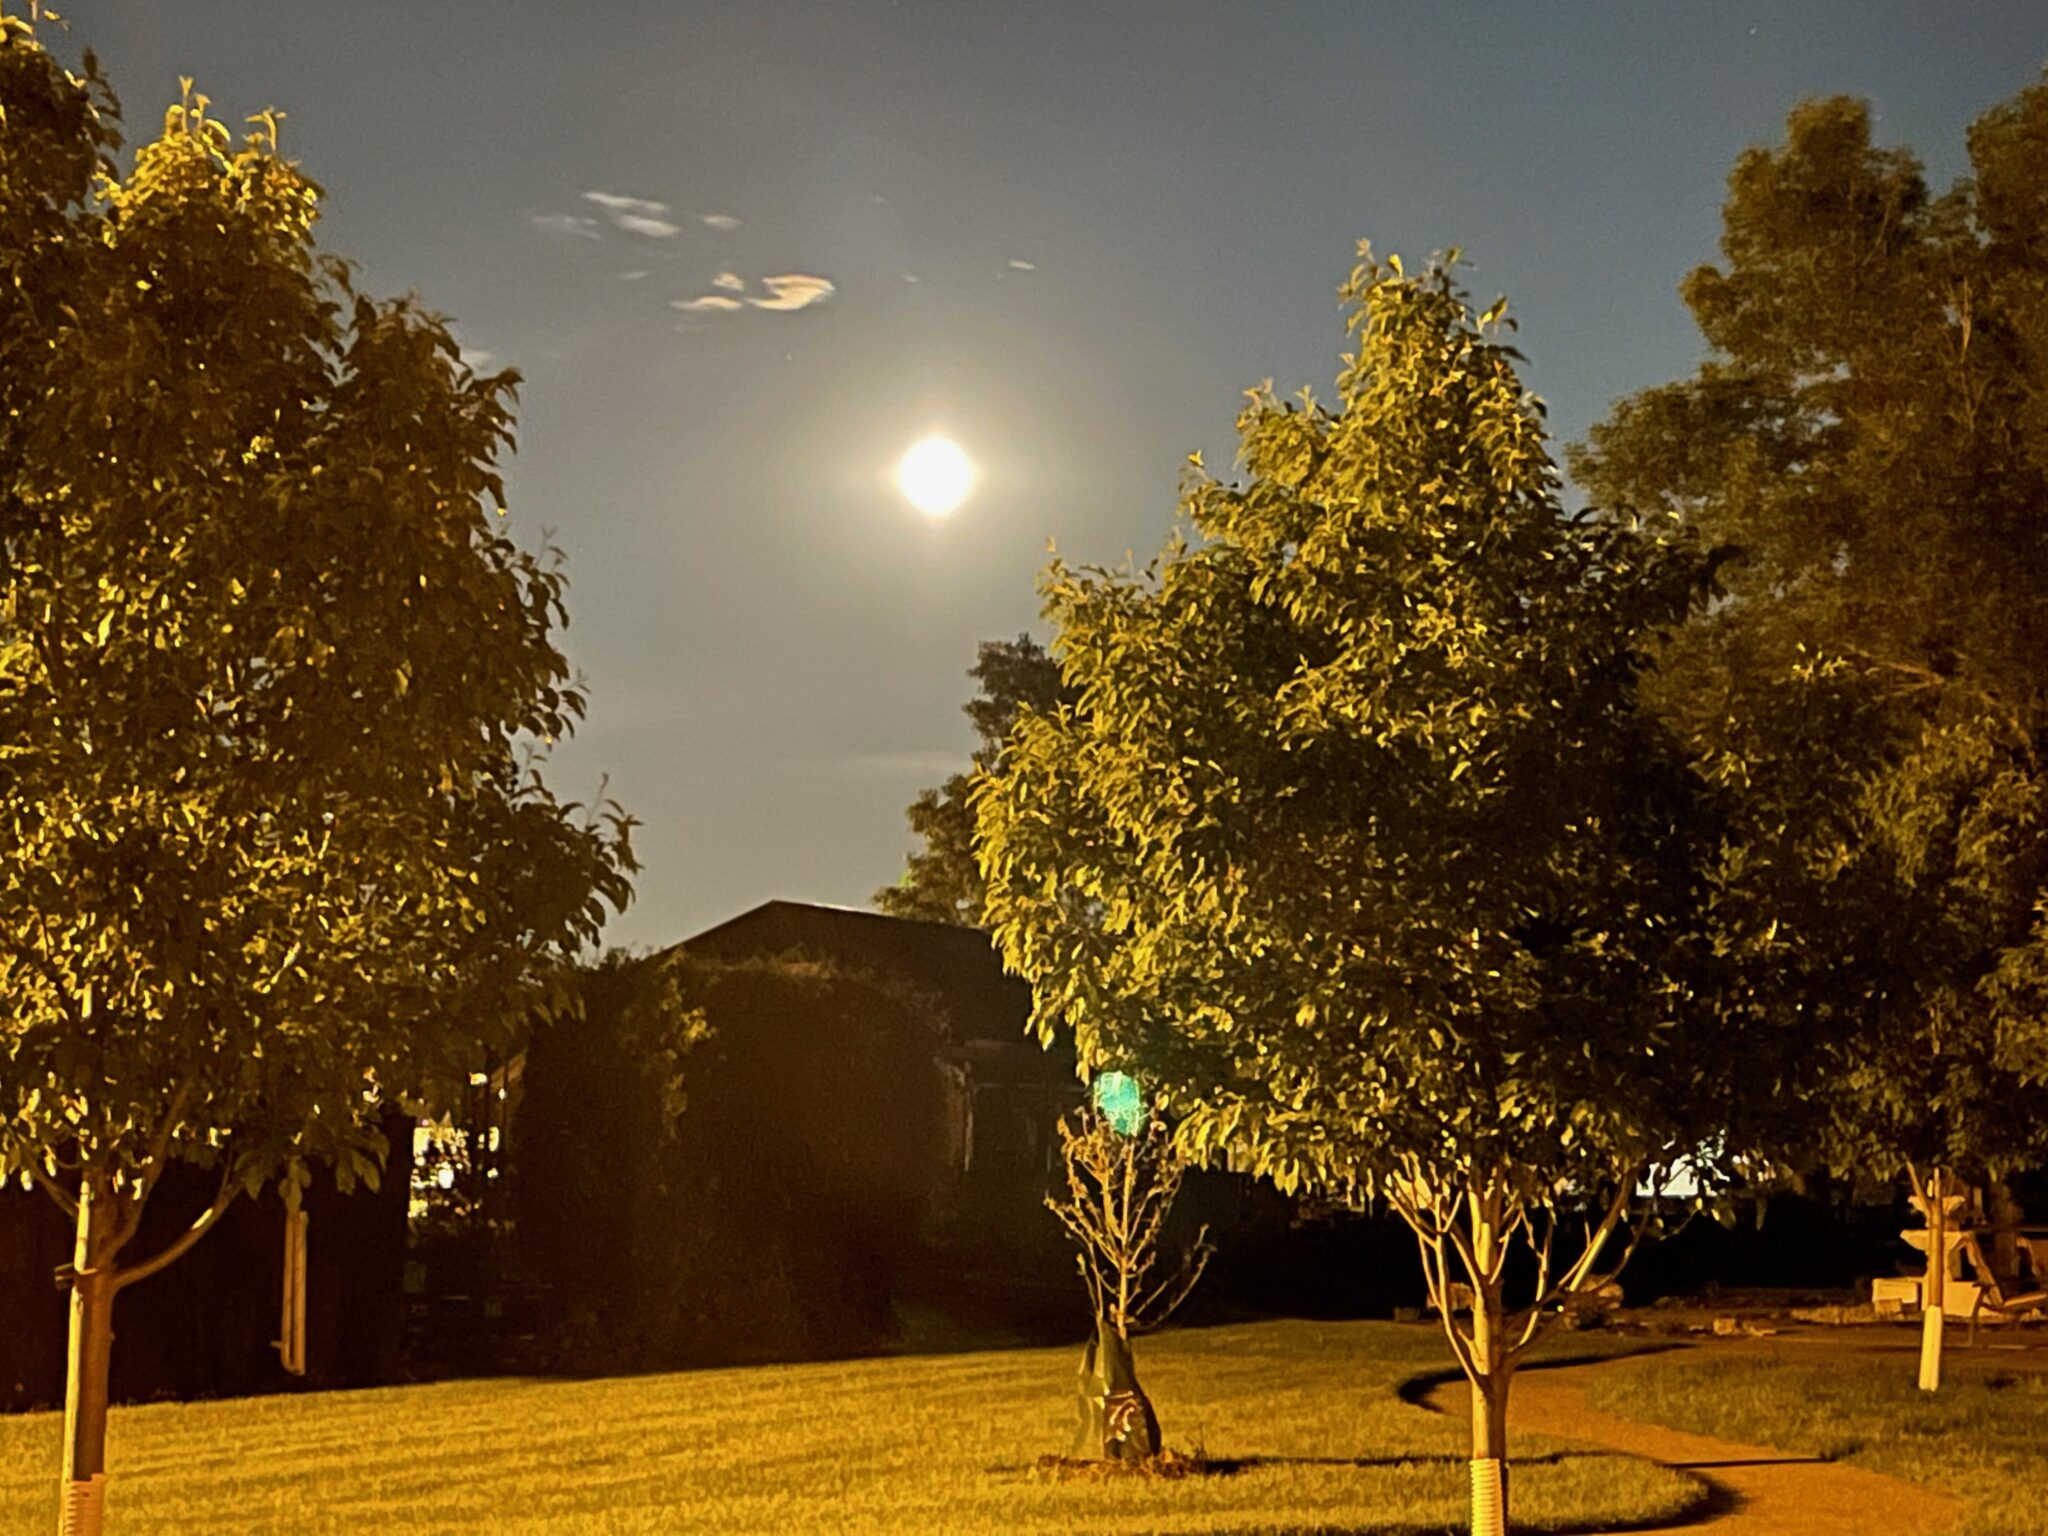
[1573,82,2048,1194]
[976,247,1727,1530]
[0,15,633,1503]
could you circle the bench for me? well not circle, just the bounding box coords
[1959,1231,2048,1347]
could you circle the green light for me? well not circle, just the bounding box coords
[1091,1071,1145,1135]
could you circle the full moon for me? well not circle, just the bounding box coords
[895,435,976,518]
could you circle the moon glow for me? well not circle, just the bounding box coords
[895,435,976,518]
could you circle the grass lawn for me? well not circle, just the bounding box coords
[0,1319,1700,1534]
[1583,1346,2048,1536]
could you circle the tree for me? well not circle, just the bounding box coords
[0,21,633,1528]
[877,635,1068,925]
[976,249,1725,1536]
[1572,81,2048,1389]
[1044,1109,1212,1463]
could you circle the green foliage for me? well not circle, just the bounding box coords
[1574,79,2048,1186]
[977,252,1728,1515]
[0,21,632,1250]
[515,950,947,1368]
[878,634,1069,926]
[977,248,1724,1208]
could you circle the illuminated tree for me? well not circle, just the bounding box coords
[0,19,632,1529]
[978,249,1727,1535]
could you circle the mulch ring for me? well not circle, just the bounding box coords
[1031,1448,1211,1481]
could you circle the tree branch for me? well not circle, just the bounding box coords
[1542,1178,1637,1304]
[111,1166,239,1293]
[1390,1191,1480,1384]
[139,1081,195,1187]
[27,1164,79,1219]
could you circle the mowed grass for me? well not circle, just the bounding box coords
[1584,1348,2048,1536]
[0,1320,1701,1535]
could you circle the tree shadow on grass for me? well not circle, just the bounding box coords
[996,1447,1715,1532]
[1392,1342,1692,1409]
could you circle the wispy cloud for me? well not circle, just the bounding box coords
[746,274,836,312]
[699,213,742,232]
[672,274,837,318]
[531,212,602,240]
[1008,259,1037,271]
[616,270,651,282]
[616,213,681,238]
[583,191,669,218]
[578,191,682,239]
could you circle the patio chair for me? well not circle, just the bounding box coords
[1960,1231,2048,1346]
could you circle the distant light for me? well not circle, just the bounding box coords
[895,435,975,518]
[1092,1071,1145,1136]
[435,1165,456,1190]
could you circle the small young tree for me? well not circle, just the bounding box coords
[0,21,631,1529]
[978,250,1728,1536]
[1045,1106,1212,1462]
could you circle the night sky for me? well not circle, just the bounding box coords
[65,2,2048,948]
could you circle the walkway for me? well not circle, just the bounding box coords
[1422,1348,1960,1536]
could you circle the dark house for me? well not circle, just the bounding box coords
[680,900,1081,1187]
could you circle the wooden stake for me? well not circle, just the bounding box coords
[277,1210,309,1377]
[1917,1166,1947,1394]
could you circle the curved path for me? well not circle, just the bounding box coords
[1422,1351,1959,1536]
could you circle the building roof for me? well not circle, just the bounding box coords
[677,900,1040,1050]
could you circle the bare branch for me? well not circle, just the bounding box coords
[1547,1178,1637,1301]
[1389,1195,1480,1383]
[111,1165,239,1293]
[27,1164,78,1219]
[138,1080,195,1189]
[1132,1225,1213,1330]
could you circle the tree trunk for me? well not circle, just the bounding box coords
[1469,1371,1510,1536]
[1468,1203,1511,1536]
[1917,1166,1947,1394]
[1988,1179,2022,1281]
[59,1187,118,1536]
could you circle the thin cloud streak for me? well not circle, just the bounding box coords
[672,295,745,313]
[616,213,682,238]
[583,191,670,218]
[699,213,742,231]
